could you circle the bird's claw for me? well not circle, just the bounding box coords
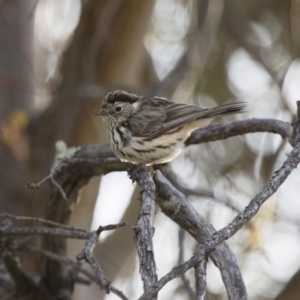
[127,164,154,183]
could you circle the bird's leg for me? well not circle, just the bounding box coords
[127,162,169,183]
[127,163,154,183]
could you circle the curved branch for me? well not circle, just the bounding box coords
[154,172,247,299]
[186,118,292,145]
[76,223,126,293]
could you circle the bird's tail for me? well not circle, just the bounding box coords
[203,102,247,118]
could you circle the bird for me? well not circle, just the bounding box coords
[95,90,246,166]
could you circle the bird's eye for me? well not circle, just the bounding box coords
[115,106,122,112]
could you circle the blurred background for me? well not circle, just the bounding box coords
[0,0,300,299]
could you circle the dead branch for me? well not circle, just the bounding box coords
[76,223,126,294]
[130,166,158,296]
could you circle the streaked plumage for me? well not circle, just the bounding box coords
[95,90,246,165]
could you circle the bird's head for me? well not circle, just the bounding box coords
[95,90,140,122]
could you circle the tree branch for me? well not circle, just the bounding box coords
[0,213,86,232]
[154,172,247,299]
[195,259,207,300]
[138,105,300,300]
[0,226,91,239]
[185,118,292,145]
[76,223,126,294]
[131,166,158,297]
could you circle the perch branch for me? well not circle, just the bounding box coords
[131,166,158,296]
[195,259,207,300]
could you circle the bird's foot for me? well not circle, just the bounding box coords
[127,163,154,183]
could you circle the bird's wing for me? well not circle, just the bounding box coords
[129,101,208,137]
[159,103,207,132]
[128,106,167,136]
[129,99,245,137]
[156,102,246,135]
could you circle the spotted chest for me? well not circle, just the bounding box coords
[107,120,185,164]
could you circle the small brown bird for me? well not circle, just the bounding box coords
[95,90,246,165]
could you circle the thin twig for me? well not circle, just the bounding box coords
[76,223,126,294]
[0,213,86,232]
[110,286,130,300]
[25,158,69,200]
[25,156,120,201]
[0,226,92,239]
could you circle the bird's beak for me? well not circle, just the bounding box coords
[94,109,107,116]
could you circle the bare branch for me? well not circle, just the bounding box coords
[130,166,158,297]
[25,158,69,200]
[138,107,300,300]
[77,232,109,293]
[195,259,207,300]
[76,223,126,294]
[110,286,130,300]
[0,213,86,232]
[0,226,91,239]
[154,172,246,299]
[186,118,292,145]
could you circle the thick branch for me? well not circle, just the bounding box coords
[132,166,158,296]
[154,172,246,299]
[195,259,207,300]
